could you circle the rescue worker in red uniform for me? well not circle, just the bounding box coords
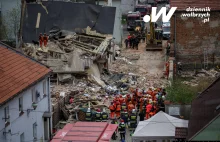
[39,33,43,47]
[131,95,137,107]
[109,102,116,119]
[115,101,121,118]
[43,33,48,47]
[125,94,131,108]
[146,102,152,119]
[128,101,135,115]
[119,95,124,105]
[139,95,144,112]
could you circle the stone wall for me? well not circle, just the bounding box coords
[170,12,220,69]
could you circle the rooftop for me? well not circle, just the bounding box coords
[0,43,51,105]
[170,0,220,11]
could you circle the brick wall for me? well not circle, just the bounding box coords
[170,12,220,68]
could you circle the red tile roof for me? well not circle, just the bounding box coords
[170,0,220,11]
[0,44,51,105]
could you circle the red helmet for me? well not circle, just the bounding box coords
[120,119,124,122]
[97,108,101,112]
[116,101,120,105]
[124,109,127,112]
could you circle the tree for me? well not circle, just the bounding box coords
[1,4,20,48]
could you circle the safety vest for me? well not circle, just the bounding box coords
[119,123,126,133]
[121,104,126,110]
[101,112,108,120]
[95,112,101,118]
[130,113,137,124]
[85,112,92,120]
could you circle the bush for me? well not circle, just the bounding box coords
[166,77,215,104]
[166,78,197,104]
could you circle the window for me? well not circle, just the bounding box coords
[4,106,10,126]
[43,81,46,95]
[33,122,37,139]
[32,87,37,103]
[20,133,24,142]
[19,97,23,112]
[135,8,146,12]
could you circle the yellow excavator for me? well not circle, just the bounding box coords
[145,14,163,51]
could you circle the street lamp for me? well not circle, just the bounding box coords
[27,102,38,116]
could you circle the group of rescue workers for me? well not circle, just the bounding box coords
[84,87,166,141]
[39,33,49,47]
[124,33,141,50]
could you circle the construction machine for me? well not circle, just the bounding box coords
[145,15,163,51]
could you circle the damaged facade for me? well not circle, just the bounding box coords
[170,0,220,68]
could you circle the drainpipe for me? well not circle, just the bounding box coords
[47,77,52,140]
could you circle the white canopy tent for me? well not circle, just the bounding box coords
[132,111,188,142]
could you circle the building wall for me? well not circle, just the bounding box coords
[192,115,220,141]
[0,77,51,142]
[99,0,122,45]
[170,12,220,68]
[121,0,135,15]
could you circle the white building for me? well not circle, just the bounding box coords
[0,42,52,142]
[99,0,123,46]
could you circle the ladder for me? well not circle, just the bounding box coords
[204,48,208,69]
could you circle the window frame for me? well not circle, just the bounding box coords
[33,122,37,139]
[32,87,37,103]
[43,80,46,95]
[20,133,24,142]
[4,106,10,126]
[19,97,23,112]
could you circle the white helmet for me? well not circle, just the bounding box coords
[162,95,165,100]
[87,108,91,112]
[132,109,136,113]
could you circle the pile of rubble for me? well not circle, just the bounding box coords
[181,69,220,86]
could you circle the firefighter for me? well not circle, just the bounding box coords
[166,61,169,79]
[125,94,132,108]
[101,108,108,122]
[39,33,43,47]
[131,95,137,107]
[128,101,135,115]
[146,102,152,119]
[115,101,121,119]
[121,109,129,128]
[129,109,137,129]
[118,119,126,141]
[111,118,118,140]
[121,103,127,111]
[119,95,124,105]
[149,103,156,118]
[43,33,48,47]
[109,102,116,119]
[139,95,144,112]
[95,108,102,122]
[85,108,92,121]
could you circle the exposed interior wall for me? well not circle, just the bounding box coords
[170,12,220,68]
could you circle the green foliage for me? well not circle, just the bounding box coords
[166,78,197,104]
[166,77,215,104]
